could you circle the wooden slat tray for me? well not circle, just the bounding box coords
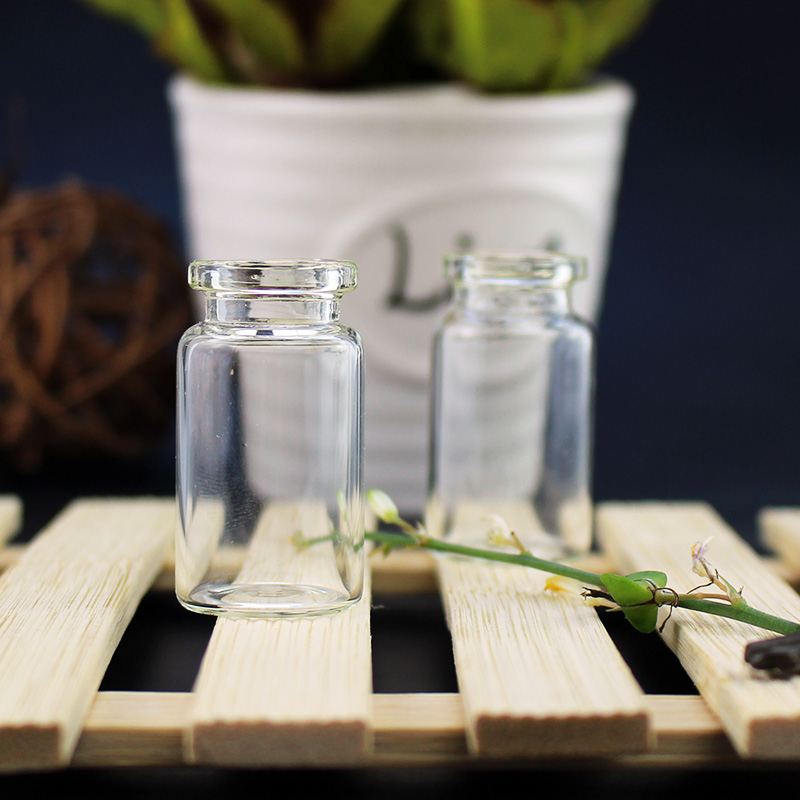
[2,496,800,773]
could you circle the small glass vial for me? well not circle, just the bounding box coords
[176,260,364,617]
[427,251,594,556]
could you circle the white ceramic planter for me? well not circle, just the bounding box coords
[168,75,635,516]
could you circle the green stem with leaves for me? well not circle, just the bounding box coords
[364,529,800,637]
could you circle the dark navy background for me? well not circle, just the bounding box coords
[1,2,800,795]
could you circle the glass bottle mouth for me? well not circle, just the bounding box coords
[444,250,586,287]
[189,260,358,295]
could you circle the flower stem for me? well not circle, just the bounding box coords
[675,594,800,635]
[365,530,800,636]
[367,530,604,586]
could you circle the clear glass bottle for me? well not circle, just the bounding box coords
[176,260,364,617]
[427,251,594,556]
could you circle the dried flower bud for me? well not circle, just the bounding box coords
[691,537,716,581]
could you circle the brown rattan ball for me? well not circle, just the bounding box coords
[0,180,192,472]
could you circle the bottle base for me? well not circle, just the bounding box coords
[179,581,359,619]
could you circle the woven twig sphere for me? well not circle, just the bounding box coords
[0,180,192,471]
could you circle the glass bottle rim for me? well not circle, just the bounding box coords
[444,250,586,286]
[189,259,358,294]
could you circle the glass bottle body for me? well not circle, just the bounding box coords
[427,252,594,556]
[176,261,364,618]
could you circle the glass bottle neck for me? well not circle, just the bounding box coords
[205,294,341,326]
[455,283,573,319]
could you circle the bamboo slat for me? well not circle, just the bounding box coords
[186,503,373,767]
[759,507,800,576]
[0,497,175,772]
[72,692,190,767]
[434,502,650,759]
[0,495,22,544]
[70,691,735,768]
[437,557,650,759]
[596,501,800,760]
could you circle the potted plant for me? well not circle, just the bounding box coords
[83,0,657,515]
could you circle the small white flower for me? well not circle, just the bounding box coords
[367,489,400,524]
[485,513,515,548]
[691,536,716,581]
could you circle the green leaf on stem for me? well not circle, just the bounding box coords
[601,570,667,633]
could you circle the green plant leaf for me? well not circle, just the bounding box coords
[626,570,668,588]
[547,0,587,90]
[410,0,656,92]
[314,0,406,77]
[202,0,305,77]
[445,0,560,91]
[156,0,230,82]
[619,603,659,634]
[602,572,652,605]
[83,0,657,90]
[601,571,666,634]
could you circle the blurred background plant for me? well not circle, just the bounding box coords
[81,0,657,92]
